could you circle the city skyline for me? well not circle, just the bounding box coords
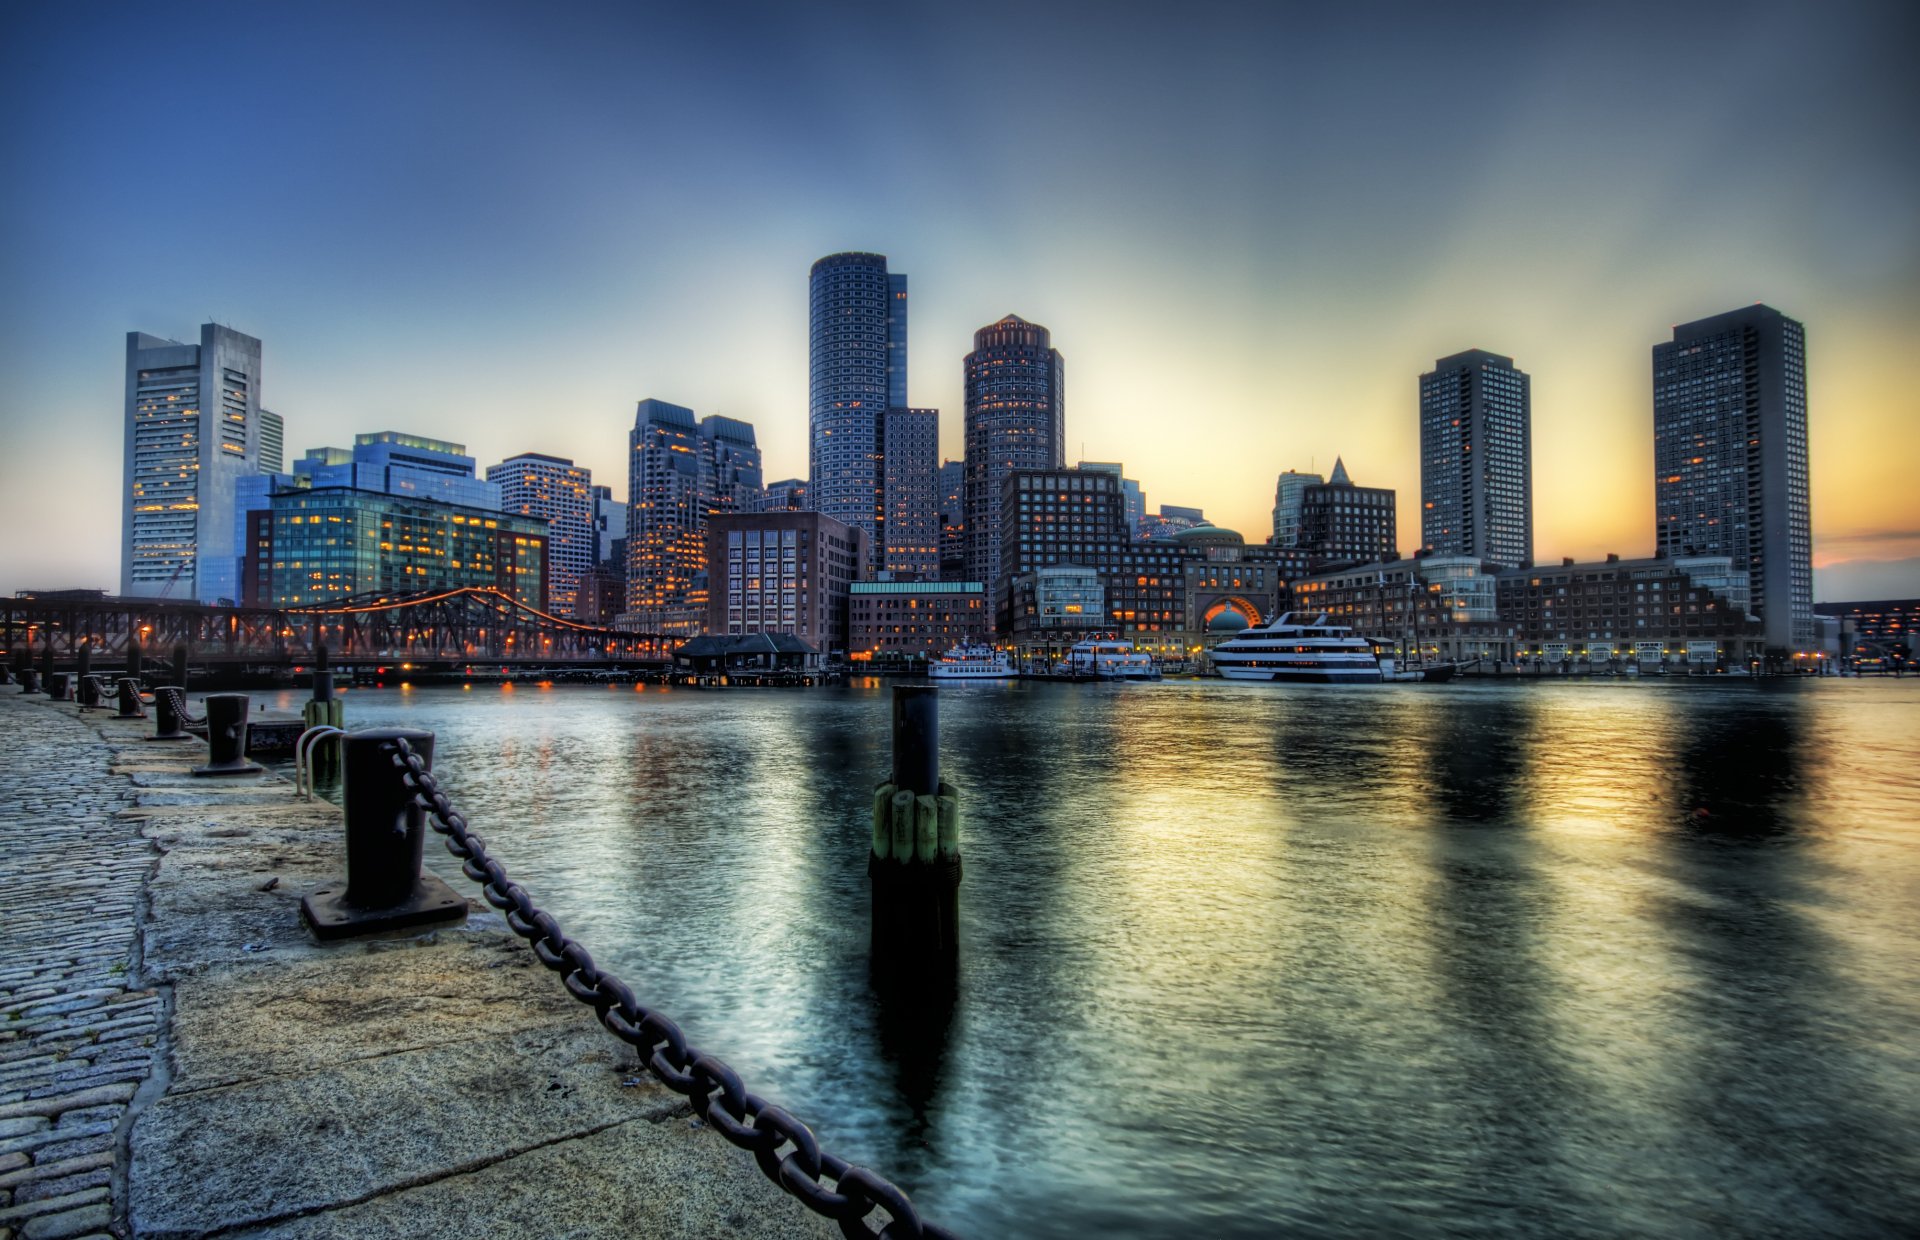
[3,2,1917,599]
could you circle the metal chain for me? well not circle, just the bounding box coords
[388,738,958,1240]
[163,686,205,728]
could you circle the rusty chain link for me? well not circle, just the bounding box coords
[162,686,205,728]
[387,737,957,1240]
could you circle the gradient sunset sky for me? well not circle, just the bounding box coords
[3,1,1916,597]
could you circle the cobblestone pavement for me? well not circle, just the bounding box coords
[0,694,163,1240]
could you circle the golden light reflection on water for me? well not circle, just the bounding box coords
[288,677,1920,1239]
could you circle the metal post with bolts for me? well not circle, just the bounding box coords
[114,677,147,719]
[302,645,345,783]
[78,675,109,711]
[299,729,469,940]
[46,672,71,702]
[190,694,264,777]
[74,643,94,706]
[149,688,191,741]
[18,668,40,695]
[868,686,962,978]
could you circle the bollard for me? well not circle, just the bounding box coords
[39,644,54,692]
[190,694,264,776]
[46,672,72,702]
[78,674,108,711]
[127,639,144,685]
[302,644,345,783]
[18,668,40,695]
[299,729,469,940]
[114,677,148,719]
[75,642,92,700]
[869,685,962,977]
[148,687,192,741]
[171,643,189,692]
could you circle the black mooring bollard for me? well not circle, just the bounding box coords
[75,641,92,691]
[46,672,72,702]
[77,674,107,711]
[190,694,263,777]
[299,729,469,940]
[38,644,54,691]
[114,677,147,719]
[18,668,40,695]
[148,687,191,741]
[171,644,189,692]
[869,685,962,977]
[127,639,144,684]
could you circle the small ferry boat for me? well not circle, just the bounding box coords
[1066,637,1161,681]
[928,643,1017,680]
[1209,613,1384,684]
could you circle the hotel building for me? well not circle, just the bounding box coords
[1294,458,1397,565]
[849,580,990,659]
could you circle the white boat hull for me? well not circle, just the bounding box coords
[1217,665,1383,684]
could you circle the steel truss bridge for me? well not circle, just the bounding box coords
[3,588,676,668]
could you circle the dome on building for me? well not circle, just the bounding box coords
[1207,608,1252,633]
[1172,524,1244,546]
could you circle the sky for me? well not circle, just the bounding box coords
[2,0,1916,599]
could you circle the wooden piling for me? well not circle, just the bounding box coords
[869,686,962,977]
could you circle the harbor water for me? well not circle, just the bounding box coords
[275,677,1920,1238]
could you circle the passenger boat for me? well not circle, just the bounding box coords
[1208,613,1384,683]
[1066,637,1161,680]
[928,644,1017,680]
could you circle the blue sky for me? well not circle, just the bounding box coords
[3,1,1916,597]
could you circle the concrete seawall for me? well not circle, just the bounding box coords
[0,692,833,1239]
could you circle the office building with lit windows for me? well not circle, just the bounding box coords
[486,453,594,614]
[809,252,906,568]
[1270,469,1323,547]
[757,478,809,512]
[937,460,966,578]
[122,324,268,604]
[243,489,547,610]
[705,510,868,655]
[849,580,990,659]
[882,406,939,578]
[623,399,762,634]
[1419,349,1533,569]
[1653,304,1812,653]
[964,314,1064,596]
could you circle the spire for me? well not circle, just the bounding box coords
[1329,456,1351,486]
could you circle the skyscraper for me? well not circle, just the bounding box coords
[259,410,285,475]
[1079,462,1145,537]
[810,252,905,566]
[121,323,266,603]
[937,459,966,578]
[487,453,595,614]
[1419,349,1533,568]
[963,314,1065,601]
[1653,304,1812,652]
[625,400,764,633]
[882,406,939,578]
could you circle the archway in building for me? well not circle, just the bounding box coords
[1202,596,1261,632]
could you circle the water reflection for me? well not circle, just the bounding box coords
[322,678,1920,1238]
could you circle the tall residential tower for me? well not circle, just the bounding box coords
[809,252,906,567]
[487,453,595,614]
[1653,304,1812,652]
[1419,349,1532,569]
[963,314,1065,600]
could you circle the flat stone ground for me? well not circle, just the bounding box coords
[0,691,835,1240]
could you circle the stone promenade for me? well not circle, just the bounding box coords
[1,694,161,1240]
[0,690,833,1239]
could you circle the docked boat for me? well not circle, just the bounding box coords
[1066,637,1161,681]
[1209,613,1384,683]
[928,643,1017,680]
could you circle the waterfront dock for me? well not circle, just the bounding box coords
[0,691,831,1239]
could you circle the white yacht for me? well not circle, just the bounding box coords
[929,644,1016,680]
[1067,637,1160,680]
[1209,613,1384,683]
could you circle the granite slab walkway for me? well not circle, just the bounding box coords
[0,690,835,1239]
